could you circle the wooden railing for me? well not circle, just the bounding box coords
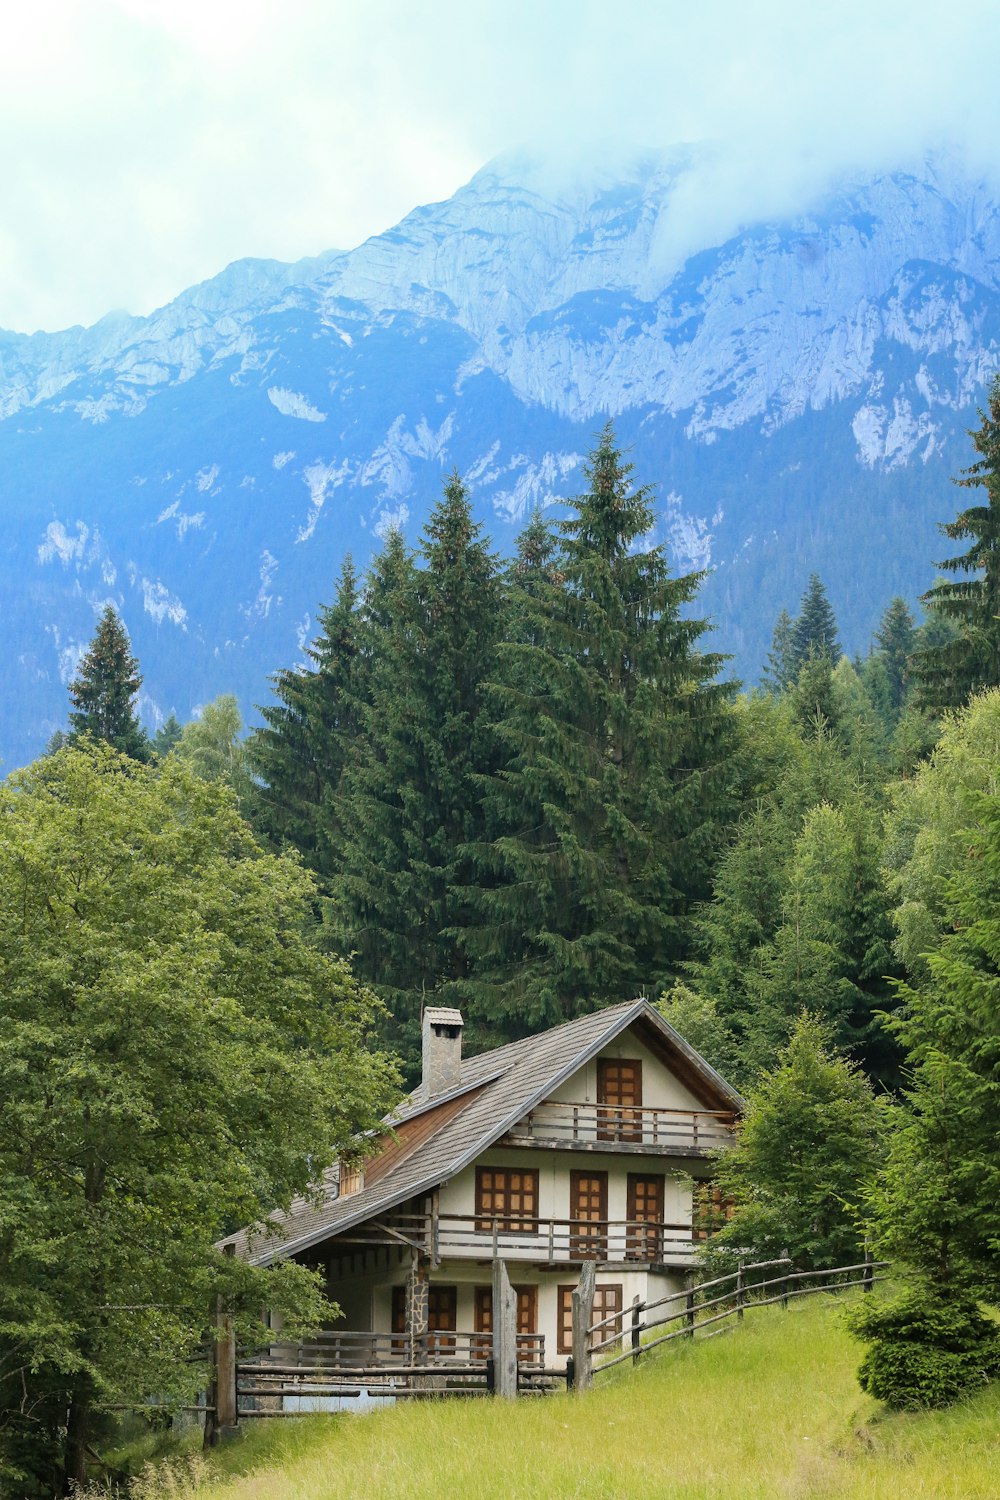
[255,1328,545,1370]
[352,1211,699,1263]
[570,1256,890,1389]
[504,1100,737,1153]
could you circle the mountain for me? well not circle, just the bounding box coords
[3,146,1000,768]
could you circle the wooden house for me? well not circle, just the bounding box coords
[224,1000,742,1374]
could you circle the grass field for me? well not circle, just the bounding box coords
[132,1295,1000,1500]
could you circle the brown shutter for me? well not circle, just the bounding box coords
[570,1170,608,1257]
[597,1059,643,1141]
[626,1173,664,1260]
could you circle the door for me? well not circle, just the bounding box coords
[570,1169,608,1257]
[597,1058,643,1142]
[626,1173,664,1261]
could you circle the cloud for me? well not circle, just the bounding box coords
[1,1,1000,331]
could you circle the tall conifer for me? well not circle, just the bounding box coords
[247,557,362,876]
[329,481,503,1052]
[915,374,1000,708]
[67,606,150,761]
[460,425,733,1038]
[789,574,840,675]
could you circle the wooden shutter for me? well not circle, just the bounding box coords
[475,1284,539,1362]
[592,1283,623,1350]
[557,1285,575,1355]
[597,1058,643,1141]
[570,1169,608,1257]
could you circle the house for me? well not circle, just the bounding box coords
[224,999,742,1374]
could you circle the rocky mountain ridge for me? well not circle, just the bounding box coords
[2,147,999,766]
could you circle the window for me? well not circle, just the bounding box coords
[692,1181,735,1242]
[558,1282,623,1355]
[570,1170,608,1258]
[475,1167,539,1233]
[339,1162,364,1197]
[391,1284,406,1354]
[597,1058,643,1142]
[473,1285,539,1360]
[626,1173,664,1261]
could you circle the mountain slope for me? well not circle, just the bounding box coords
[3,148,999,767]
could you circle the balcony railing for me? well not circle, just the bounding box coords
[254,1328,545,1370]
[352,1211,698,1264]
[503,1100,737,1153]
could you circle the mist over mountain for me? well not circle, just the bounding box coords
[2,146,998,767]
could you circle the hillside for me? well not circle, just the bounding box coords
[5,147,1000,765]
[138,1298,1000,1500]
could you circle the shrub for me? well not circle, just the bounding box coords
[850,1283,1000,1409]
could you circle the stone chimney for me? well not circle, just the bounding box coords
[422,1007,464,1099]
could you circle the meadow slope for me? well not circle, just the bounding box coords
[152,1296,1000,1500]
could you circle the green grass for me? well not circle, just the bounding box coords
[134,1296,1000,1500]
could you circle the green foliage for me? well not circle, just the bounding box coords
[0,743,397,1492]
[708,1014,890,1269]
[67,606,151,761]
[329,480,503,1054]
[851,1283,1000,1410]
[762,608,795,694]
[788,573,840,676]
[247,556,364,878]
[883,688,1000,982]
[873,597,917,718]
[459,424,734,1039]
[173,694,252,801]
[657,982,736,1080]
[916,374,1000,708]
[873,783,1000,1299]
[153,713,183,758]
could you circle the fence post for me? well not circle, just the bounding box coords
[565,1355,575,1391]
[571,1260,596,1393]
[863,1249,874,1293]
[492,1258,518,1399]
[780,1250,789,1311]
[631,1294,642,1366]
[736,1261,745,1323]
[685,1275,695,1339]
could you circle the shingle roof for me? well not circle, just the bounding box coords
[225,999,742,1267]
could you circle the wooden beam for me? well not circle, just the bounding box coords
[571,1261,596,1393]
[491,1259,518,1399]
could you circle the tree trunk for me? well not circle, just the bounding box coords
[62,1381,91,1495]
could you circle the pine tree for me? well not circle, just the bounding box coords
[788,574,840,676]
[762,607,796,693]
[874,596,916,716]
[915,375,1000,708]
[153,713,183,757]
[247,557,363,877]
[67,606,150,761]
[329,482,503,1054]
[460,424,734,1038]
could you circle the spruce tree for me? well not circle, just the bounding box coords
[915,374,1000,708]
[762,607,796,693]
[788,574,840,675]
[153,713,183,757]
[329,482,503,1054]
[247,556,363,877]
[874,596,916,716]
[67,606,150,761]
[461,424,734,1038]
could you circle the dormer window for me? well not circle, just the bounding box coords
[339,1163,364,1198]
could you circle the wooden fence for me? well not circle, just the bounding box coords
[568,1254,890,1391]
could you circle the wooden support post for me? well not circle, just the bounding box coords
[736,1261,745,1323]
[780,1249,789,1310]
[631,1294,642,1366]
[863,1249,874,1293]
[492,1258,519,1399]
[684,1275,695,1339]
[571,1260,596,1394]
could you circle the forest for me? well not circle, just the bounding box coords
[4,379,1000,1494]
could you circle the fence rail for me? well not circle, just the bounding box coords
[574,1255,889,1387]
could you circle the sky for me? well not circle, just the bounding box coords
[2,0,1000,334]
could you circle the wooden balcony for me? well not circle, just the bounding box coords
[349,1211,699,1266]
[256,1328,546,1370]
[501,1099,737,1155]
